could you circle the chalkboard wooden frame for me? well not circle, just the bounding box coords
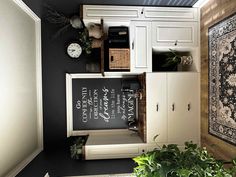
[66,73,136,137]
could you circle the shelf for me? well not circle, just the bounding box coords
[152,48,199,72]
[100,19,105,75]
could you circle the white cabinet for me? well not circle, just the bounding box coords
[83,5,142,20]
[83,5,200,73]
[130,21,152,73]
[167,73,200,144]
[146,73,200,145]
[84,131,146,160]
[85,143,163,160]
[85,144,145,160]
[146,73,168,143]
[83,5,199,21]
[144,7,198,21]
[152,21,198,47]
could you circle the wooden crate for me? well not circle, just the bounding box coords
[109,48,130,70]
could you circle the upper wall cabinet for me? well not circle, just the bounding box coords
[82,5,200,73]
[130,21,152,73]
[152,21,198,47]
[83,5,199,21]
[143,7,198,21]
[83,5,142,21]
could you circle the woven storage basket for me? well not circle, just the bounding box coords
[109,48,130,70]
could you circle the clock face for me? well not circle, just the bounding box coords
[67,43,82,58]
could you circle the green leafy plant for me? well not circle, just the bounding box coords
[70,136,86,160]
[133,142,236,177]
[45,4,92,54]
[77,28,92,54]
[161,49,182,69]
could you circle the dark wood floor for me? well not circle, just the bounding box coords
[17,149,135,177]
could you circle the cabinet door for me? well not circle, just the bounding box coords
[85,144,144,160]
[167,73,200,145]
[152,21,198,47]
[130,21,152,73]
[144,7,198,21]
[83,5,142,20]
[146,73,168,143]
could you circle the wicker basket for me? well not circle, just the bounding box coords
[109,48,130,70]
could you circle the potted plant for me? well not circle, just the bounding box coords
[161,49,193,71]
[45,5,92,54]
[133,141,236,177]
[69,136,87,160]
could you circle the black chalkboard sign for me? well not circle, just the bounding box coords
[72,78,137,130]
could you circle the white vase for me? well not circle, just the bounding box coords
[181,56,193,65]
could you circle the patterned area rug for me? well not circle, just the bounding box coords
[209,13,236,145]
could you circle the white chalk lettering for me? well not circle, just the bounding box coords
[111,109,115,119]
[99,113,110,122]
[116,94,120,105]
[82,109,87,123]
[99,87,110,122]
[81,87,88,123]
[81,87,87,109]
[93,89,99,119]
[76,100,81,109]
[128,97,135,120]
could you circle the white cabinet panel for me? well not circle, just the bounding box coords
[146,73,168,143]
[83,5,142,20]
[152,21,198,47]
[85,144,145,160]
[144,7,198,21]
[146,73,200,146]
[83,5,199,21]
[130,21,152,73]
[167,73,200,144]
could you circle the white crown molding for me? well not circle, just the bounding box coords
[12,0,40,21]
[5,148,42,177]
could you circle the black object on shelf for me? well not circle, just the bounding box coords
[108,26,129,48]
[121,78,140,93]
[152,52,178,71]
[107,26,130,71]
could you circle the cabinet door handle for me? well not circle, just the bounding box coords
[132,41,134,50]
[172,103,175,111]
[141,8,144,14]
[188,103,191,111]
[174,40,178,46]
[156,104,159,112]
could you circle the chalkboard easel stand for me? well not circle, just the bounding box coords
[100,19,105,76]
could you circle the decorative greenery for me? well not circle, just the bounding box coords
[133,142,236,177]
[161,49,182,69]
[70,136,86,160]
[45,4,92,54]
[77,29,92,54]
[45,4,73,38]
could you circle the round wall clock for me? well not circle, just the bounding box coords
[67,43,82,58]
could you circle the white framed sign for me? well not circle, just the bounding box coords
[66,73,137,137]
